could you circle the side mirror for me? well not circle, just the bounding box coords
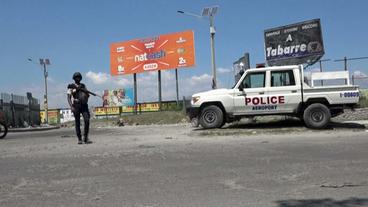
[238,84,244,91]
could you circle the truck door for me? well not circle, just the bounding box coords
[267,69,301,113]
[233,71,268,115]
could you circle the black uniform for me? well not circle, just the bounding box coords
[67,72,92,144]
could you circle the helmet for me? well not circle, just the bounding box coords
[73,72,82,80]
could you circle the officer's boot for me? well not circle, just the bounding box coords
[84,135,92,144]
[78,137,83,145]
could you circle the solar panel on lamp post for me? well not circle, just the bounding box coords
[177,5,219,89]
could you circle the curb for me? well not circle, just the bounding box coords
[8,126,60,133]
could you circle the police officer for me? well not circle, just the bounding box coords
[67,72,92,144]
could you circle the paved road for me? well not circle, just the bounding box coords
[1,122,368,207]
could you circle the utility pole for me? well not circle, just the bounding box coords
[335,56,368,85]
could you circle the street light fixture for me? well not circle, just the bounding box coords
[28,58,51,124]
[177,5,219,89]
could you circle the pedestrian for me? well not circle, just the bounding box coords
[67,72,92,144]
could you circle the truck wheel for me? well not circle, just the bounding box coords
[303,103,331,129]
[0,122,8,139]
[220,119,226,128]
[199,105,224,129]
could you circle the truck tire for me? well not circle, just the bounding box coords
[0,122,8,139]
[303,103,331,129]
[199,105,224,129]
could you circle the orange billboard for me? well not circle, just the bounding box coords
[110,30,195,75]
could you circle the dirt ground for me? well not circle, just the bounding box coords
[1,120,368,207]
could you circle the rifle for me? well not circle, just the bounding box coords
[67,84,102,98]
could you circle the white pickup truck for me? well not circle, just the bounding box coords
[187,65,360,129]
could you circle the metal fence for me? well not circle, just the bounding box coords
[0,92,40,127]
[0,93,11,103]
[352,77,368,89]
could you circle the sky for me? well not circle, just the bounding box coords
[1,0,368,108]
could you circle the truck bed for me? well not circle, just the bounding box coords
[303,85,360,105]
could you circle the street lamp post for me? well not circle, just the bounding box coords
[209,14,217,89]
[28,58,51,124]
[178,5,219,89]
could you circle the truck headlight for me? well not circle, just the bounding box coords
[192,96,200,104]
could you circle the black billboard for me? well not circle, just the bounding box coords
[264,19,324,66]
[233,53,250,83]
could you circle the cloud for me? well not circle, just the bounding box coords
[217,67,232,74]
[85,71,109,84]
[353,70,368,78]
[111,76,133,87]
[352,71,368,88]
[189,73,212,83]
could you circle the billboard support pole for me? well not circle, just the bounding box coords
[158,70,162,111]
[133,73,137,114]
[175,68,179,107]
